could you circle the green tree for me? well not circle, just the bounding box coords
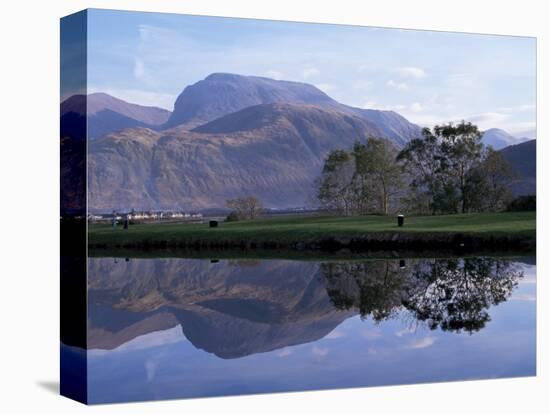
[317,150,357,215]
[398,121,485,214]
[397,127,446,214]
[353,137,404,215]
[437,121,484,213]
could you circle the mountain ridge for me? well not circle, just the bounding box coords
[61,93,171,139]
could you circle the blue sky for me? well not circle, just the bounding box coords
[84,9,536,137]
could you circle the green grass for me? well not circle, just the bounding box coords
[88,211,536,248]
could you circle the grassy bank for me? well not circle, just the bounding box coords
[88,211,536,252]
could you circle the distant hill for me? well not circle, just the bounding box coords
[499,139,536,196]
[88,103,384,210]
[61,93,171,139]
[482,128,530,150]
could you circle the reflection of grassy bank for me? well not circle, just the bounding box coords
[88,211,535,253]
[88,248,536,262]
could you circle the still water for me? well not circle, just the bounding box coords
[80,256,535,403]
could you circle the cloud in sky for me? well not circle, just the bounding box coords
[88,86,177,110]
[362,327,382,340]
[386,79,409,90]
[133,58,145,80]
[396,66,426,79]
[265,69,284,80]
[277,348,293,357]
[314,83,336,93]
[302,67,320,79]
[353,80,373,90]
[312,346,329,357]
[86,9,536,135]
[407,337,436,349]
[325,329,346,339]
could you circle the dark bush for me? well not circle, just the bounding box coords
[506,195,536,212]
[225,211,240,222]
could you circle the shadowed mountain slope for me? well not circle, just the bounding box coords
[500,139,536,196]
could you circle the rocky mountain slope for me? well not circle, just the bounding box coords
[87,103,384,210]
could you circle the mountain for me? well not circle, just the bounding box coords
[61,93,171,139]
[163,73,337,129]
[163,73,421,144]
[499,139,536,196]
[88,103,384,210]
[482,128,530,150]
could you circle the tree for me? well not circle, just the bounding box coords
[226,196,263,220]
[397,128,446,214]
[398,121,485,214]
[353,138,404,215]
[478,148,516,211]
[437,121,484,213]
[317,138,404,216]
[317,150,357,215]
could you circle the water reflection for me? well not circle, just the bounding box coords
[83,256,535,403]
[323,258,522,333]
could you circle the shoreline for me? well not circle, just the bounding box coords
[88,231,535,255]
[86,212,536,255]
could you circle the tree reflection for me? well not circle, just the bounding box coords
[322,258,523,334]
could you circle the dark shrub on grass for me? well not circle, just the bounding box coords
[507,195,536,212]
[225,211,240,222]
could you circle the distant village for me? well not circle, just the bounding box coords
[87,210,204,223]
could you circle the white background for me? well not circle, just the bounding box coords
[0,0,547,412]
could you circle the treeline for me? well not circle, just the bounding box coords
[317,121,516,215]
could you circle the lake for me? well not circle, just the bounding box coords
[74,255,536,404]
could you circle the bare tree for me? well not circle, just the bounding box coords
[226,196,263,220]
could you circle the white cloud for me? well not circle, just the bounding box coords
[511,294,536,302]
[354,80,373,90]
[325,329,346,339]
[134,58,145,80]
[265,69,284,80]
[365,102,423,114]
[467,112,510,125]
[395,326,416,337]
[362,100,378,109]
[314,83,336,93]
[407,337,436,349]
[88,86,176,110]
[302,67,320,79]
[396,66,426,79]
[278,348,293,357]
[409,102,424,113]
[497,104,536,113]
[362,328,382,340]
[312,346,329,357]
[386,79,409,90]
[145,360,157,382]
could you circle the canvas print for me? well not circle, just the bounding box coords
[60,9,536,405]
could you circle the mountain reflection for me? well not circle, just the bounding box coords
[86,257,523,359]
